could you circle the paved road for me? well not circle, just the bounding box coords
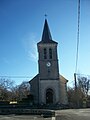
[0,115,53,120]
[56,109,90,120]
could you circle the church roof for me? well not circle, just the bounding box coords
[59,75,68,83]
[29,74,68,84]
[38,19,57,44]
[29,74,39,83]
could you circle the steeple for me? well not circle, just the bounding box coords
[39,19,57,44]
[42,19,52,42]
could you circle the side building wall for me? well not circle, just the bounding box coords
[59,80,68,105]
[29,75,39,104]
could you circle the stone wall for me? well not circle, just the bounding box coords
[39,80,60,104]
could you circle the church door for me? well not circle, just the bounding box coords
[46,88,53,104]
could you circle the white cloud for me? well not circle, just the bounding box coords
[23,33,38,62]
[28,40,38,62]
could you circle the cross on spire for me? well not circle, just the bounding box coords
[45,14,47,19]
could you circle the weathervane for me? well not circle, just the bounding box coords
[45,14,47,19]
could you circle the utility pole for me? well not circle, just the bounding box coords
[74,73,77,91]
[74,73,79,108]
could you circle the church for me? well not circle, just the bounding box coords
[29,19,68,105]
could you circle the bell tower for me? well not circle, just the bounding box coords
[37,19,59,80]
[37,19,60,104]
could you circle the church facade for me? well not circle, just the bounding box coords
[29,19,68,105]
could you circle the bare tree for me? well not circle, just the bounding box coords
[67,75,90,108]
[67,86,85,108]
[13,81,30,101]
[0,78,15,101]
[0,78,30,102]
[78,76,90,96]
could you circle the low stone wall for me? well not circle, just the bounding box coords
[0,108,55,117]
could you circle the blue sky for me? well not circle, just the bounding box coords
[0,0,90,86]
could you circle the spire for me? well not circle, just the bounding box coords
[38,19,57,44]
[41,19,52,42]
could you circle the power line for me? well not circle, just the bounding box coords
[0,76,33,78]
[76,73,90,78]
[75,0,80,73]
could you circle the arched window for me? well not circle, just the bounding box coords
[44,48,47,59]
[49,48,52,59]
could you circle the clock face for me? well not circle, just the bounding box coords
[46,62,51,67]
